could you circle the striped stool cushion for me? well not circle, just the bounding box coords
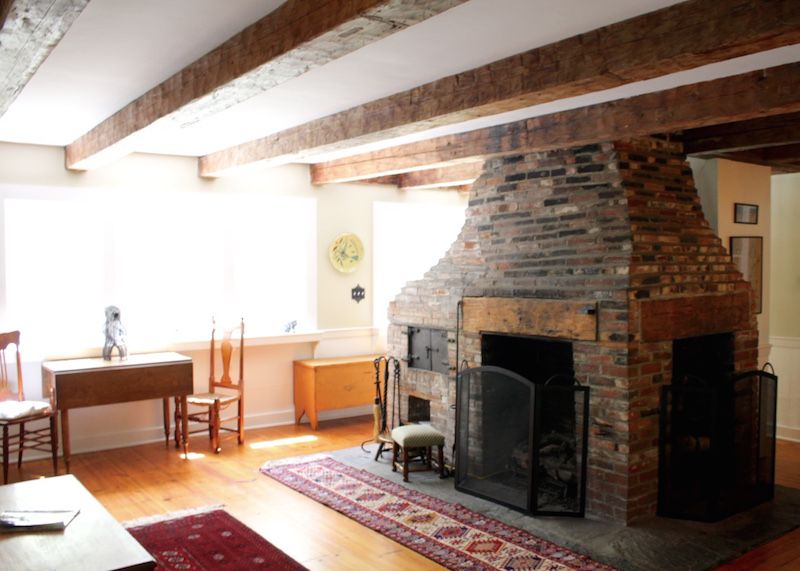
[391,424,444,448]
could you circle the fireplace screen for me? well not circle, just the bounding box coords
[455,366,589,517]
[659,368,778,521]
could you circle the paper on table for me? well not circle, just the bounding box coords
[0,509,80,532]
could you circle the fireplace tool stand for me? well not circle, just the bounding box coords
[372,356,400,460]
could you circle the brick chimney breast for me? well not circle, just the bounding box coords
[387,136,758,523]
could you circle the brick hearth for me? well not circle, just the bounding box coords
[386,136,758,523]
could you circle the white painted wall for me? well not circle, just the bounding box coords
[0,142,468,456]
[769,174,800,441]
[689,157,719,232]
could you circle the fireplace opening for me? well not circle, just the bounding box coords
[456,335,589,517]
[659,333,778,521]
[407,395,431,423]
[481,333,573,383]
[672,332,734,385]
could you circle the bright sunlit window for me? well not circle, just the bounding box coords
[372,200,466,336]
[2,189,316,357]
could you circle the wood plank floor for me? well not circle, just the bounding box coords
[6,417,800,570]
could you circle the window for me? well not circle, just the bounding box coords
[5,198,105,356]
[372,200,465,336]
[2,189,316,357]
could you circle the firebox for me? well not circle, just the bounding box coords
[455,335,589,517]
[659,334,778,521]
[408,395,431,423]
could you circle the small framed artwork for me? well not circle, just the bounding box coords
[730,236,763,314]
[734,202,759,224]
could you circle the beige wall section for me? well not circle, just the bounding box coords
[316,183,392,330]
[716,159,771,362]
[770,174,800,338]
[315,182,468,329]
[693,158,772,363]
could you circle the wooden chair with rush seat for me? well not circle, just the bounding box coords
[0,330,58,483]
[175,318,245,453]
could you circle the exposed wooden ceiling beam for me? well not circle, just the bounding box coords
[1,1,14,30]
[358,162,484,189]
[707,143,800,173]
[683,112,800,155]
[748,143,800,163]
[398,162,484,190]
[64,0,466,171]
[358,175,401,186]
[0,0,88,118]
[200,0,800,177]
[311,62,800,184]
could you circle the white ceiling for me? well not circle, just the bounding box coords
[0,0,797,164]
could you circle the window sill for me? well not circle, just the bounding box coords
[42,327,379,361]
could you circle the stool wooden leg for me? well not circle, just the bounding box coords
[427,446,432,469]
[392,442,398,472]
[438,445,445,478]
[402,448,409,482]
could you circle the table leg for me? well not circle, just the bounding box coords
[162,398,170,447]
[173,397,181,448]
[61,409,71,473]
[179,396,189,458]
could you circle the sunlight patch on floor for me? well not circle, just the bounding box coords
[249,435,318,449]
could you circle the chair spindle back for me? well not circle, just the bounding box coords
[209,318,244,392]
[0,331,24,401]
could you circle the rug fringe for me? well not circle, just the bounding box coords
[123,504,225,528]
[261,452,330,471]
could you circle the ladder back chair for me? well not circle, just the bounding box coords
[0,330,58,483]
[175,318,245,453]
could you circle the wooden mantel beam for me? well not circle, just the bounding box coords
[64,0,466,171]
[311,62,800,184]
[0,0,88,118]
[200,0,800,177]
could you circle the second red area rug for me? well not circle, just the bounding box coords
[127,508,306,570]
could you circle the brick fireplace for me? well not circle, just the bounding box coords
[386,136,762,524]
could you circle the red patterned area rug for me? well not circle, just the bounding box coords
[261,457,614,571]
[126,508,306,570]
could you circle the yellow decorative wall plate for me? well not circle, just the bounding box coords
[328,233,364,273]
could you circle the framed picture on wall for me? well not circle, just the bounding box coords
[734,202,759,224]
[730,236,763,314]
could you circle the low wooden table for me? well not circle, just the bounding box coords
[293,354,380,430]
[0,474,156,570]
[42,352,194,471]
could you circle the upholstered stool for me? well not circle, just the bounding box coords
[391,424,445,482]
